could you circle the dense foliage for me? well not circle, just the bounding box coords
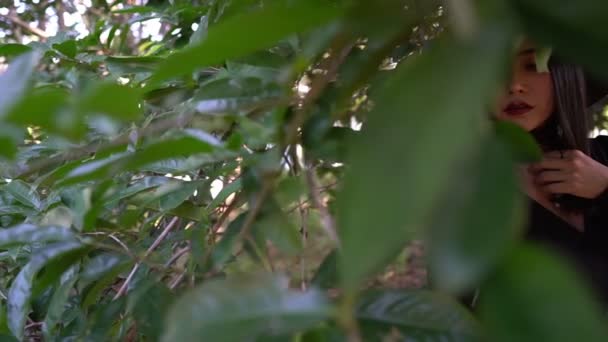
[1,0,608,341]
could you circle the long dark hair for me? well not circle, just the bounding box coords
[531,57,591,155]
[531,56,592,211]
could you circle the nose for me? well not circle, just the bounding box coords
[508,76,526,94]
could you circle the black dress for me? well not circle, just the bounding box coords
[525,135,608,305]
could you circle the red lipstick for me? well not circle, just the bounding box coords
[503,101,534,116]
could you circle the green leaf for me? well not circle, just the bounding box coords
[191,77,284,114]
[32,247,90,297]
[207,178,241,211]
[212,213,246,268]
[59,135,218,186]
[42,264,80,340]
[161,274,331,342]
[494,121,543,163]
[226,51,290,82]
[52,40,78,59]
[81,261,132,310]
[5,87,86,140]
[141,180,198,212]
[77,82,143,120]
[0,224,76,247]
[105,56,164,76]
[3,181,41,211]
[253,199,302,255]
[426,135,524,293]
[479,245,608,342]
[149,1,343,86]
[111,6,157,14]
[0,44,32,58]
[534,46,552,73]
[79,253,126,289]
[356,290,482,341]
[0,137,17,159]
[127,280,174,341]
[511,0,608,77]
[7,241,83,340]
[337,32,513,290]
[0,52,40,119]
[312,250,339,290]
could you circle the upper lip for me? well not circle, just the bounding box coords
[503,100,534,112]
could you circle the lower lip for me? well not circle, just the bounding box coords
[504,107,533,116]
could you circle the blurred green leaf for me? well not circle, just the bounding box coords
[111,6,157,14]
[357,290,482,341]
[494,121,543,162]
[150,2,343,85]
[212,212,246,268]
[42,264,80,340]
[0,137,17,159]
[0,44,32,58]
[79,253,126,289]
[3,181,41,211]
[5,87,86,140]
[253,199,302,255]
[191,77,284,114]
[59,135,219,186]
[479,245,608,342]
[7,241,83,339]
[161,274,331,341]
[0,224,76,247]
[338,32,513,291]
[127,280,174,341]
[312,250,339,290]
[511,0,608,77]
[52,40,78,59]
[427,135,524,294]
[0,52,40,119]
[226,51,290,82]
[105,56,164,76]
[207,178,241,211]
[77,82,143,121]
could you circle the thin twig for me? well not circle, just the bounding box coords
[25,321,43,330]
[0,288,6,300]
[164,245,191,268]
[108,234,132,255]
[305,166,340,246]
[113,216,180,300]
[169,271,186,290]
[7,15,49,39]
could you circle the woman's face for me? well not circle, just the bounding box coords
[494,42,555,131]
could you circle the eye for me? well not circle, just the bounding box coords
[525,62,537,72]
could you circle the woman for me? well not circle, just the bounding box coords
[494,40,608,305]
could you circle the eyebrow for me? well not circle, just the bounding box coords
[518,48,536,56]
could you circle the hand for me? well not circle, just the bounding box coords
[529,150,608,199]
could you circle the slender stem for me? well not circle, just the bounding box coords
[113,216,180,300]
[7,15,49,39]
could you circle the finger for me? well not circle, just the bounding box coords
[530,159,571,172]
[542,182,570,194]
[545,150,571,159]
[545,149,581,160]
[535,170,569,185]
